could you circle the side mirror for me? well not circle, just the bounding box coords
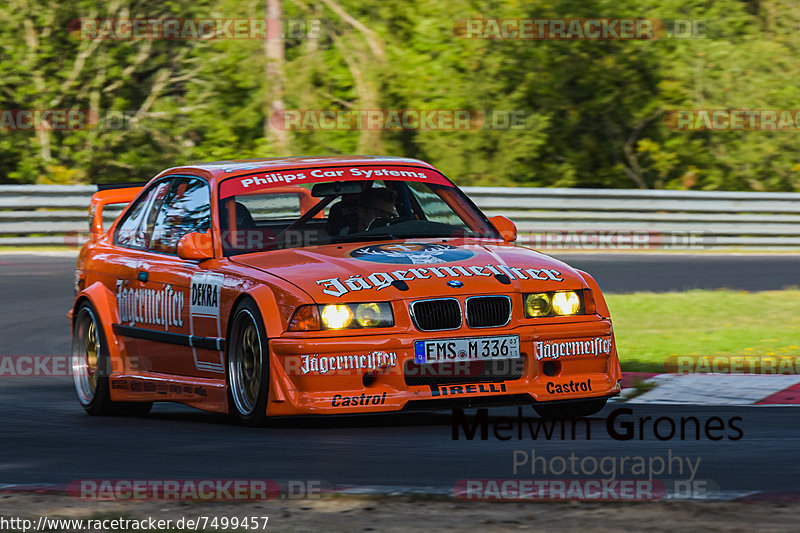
[489,215,517,242]
[177,231,214,261]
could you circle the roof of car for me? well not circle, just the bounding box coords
[157,156,437,182]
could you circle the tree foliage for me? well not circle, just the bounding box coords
[1,0,799,190]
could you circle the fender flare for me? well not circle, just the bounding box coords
[226,285,291,404]
[233,285,284,339]
[575,269,611,318]
[576,270,622,381]
[73,282,124,373]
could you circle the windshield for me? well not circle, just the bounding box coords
[217,178,498,255]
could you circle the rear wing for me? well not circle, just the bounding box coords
[89,183,145,236]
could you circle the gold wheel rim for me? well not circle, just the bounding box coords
[241,321,261,406]
[229,309,264,415]
[85,320,98,393]
[73,307,101,405]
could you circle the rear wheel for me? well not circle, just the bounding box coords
[72,302,151,416]
[227,300,270,426]
[533,397,608,420]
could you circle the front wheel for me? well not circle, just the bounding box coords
[72,302,151,416]
[227,300,270,426]
[533,397,608,420]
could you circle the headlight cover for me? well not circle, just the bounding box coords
[524,292,552,317]
[524,290,585,318]
[289,302,394,331]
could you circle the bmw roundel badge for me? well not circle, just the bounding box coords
[447,280,464,288]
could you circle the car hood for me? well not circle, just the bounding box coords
[231,238,589,302]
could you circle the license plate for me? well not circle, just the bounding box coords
[414,335,520,364]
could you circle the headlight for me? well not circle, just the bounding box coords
[289,302,394,331]
[320,304,354,329]
[552,291,581,315]
[355,302,390,327]
[523,290,585,318]
[524,293,552,317]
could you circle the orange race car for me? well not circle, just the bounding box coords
[70,156,622,425]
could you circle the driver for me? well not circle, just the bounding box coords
[328,186,398,235]
[356,187,397,232]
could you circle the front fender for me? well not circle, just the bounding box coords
[234,285,293,405]
[244,285,285,339]
[576,269,611,318]
[576,269,622,381]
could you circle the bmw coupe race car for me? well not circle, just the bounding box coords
[71,156,622,425]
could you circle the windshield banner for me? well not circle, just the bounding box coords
[219,165,450,198]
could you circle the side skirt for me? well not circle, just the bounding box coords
[108,371,228,414]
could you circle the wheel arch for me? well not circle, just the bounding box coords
[575,269,611,318]
[72,282,123,368]
[226,285,284,340]
[224,285,292,411]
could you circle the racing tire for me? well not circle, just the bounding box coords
[72,301,152,416]
[533,397,608,420]
[226,299,270,427]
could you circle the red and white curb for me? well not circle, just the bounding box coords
[618,372,800,405]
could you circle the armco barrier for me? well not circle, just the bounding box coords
[462,186,800,250]
[1,184,800,250]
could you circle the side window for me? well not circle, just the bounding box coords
[150,178,211,255]
[115,181,172,249]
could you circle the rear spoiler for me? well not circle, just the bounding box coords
[96,181,148,191]
[89,185,144,236]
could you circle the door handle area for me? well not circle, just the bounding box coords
[137,271,149,283]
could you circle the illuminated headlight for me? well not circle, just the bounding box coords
[289,303,394,331]
[552,291,581,315]
[523,291,585,318]
[320,304,353,329]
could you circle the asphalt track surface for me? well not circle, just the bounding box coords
[1,253,799,497]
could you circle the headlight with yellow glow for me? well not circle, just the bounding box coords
[354,303,386,327]
[524,293,552,317]
[289,302,394,331]
[320,304,354,329]
[523,290,585,318]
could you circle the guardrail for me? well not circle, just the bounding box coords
[1,184,800,250]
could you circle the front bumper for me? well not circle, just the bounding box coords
[266,318,622,415]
